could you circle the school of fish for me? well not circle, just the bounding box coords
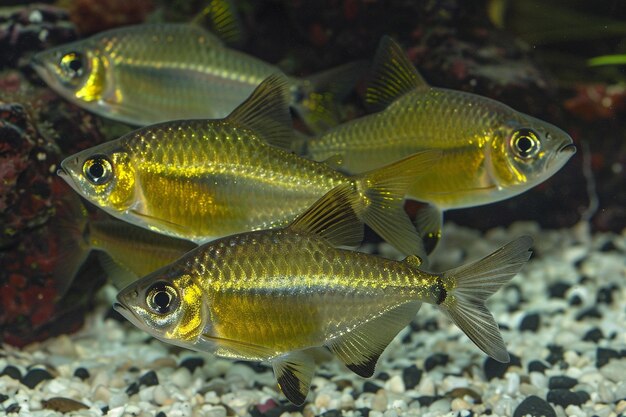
[36,16,576,405]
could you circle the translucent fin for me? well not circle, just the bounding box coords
[440,236,533,362]
[272,351,316,405]
[50,194,92,298]
[293,61,367,134]
[129,209,194,240]
[289,183,364,248]
[227,73,293,149]
[354,150,441,263]
[322,154,344,170]
[191,0,245,45]
[326,301,421,377]
[96,252,138,290]
[413,205,443,255]
[365,36,428,111]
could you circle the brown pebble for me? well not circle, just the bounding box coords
[446,387,482,403]
[41,397,89,412]
[150,357,177,369]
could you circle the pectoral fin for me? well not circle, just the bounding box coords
[273,351,316,405]
[326,301,421,377]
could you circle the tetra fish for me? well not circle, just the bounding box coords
[304,37,575,251]
[114,183,533,405]
[58,74,437,260]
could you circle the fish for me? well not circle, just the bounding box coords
[113,183,534,405]
[30,21,364,132]
[57,74,437,261]
[303,36,576,252]
[52,194,197,293]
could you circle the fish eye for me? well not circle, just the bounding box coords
[146,282,179,315]
[59,51,84,80]
[511,128,541,159]
[82,155,113,185]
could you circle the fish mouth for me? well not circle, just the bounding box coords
[558,143,577,155]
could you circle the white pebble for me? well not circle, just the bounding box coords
[600,359,626,382]
[109,391,129,409]
[170,367,192,388]
[428,398,451,414]
[371,390,388,412]
[385,375,405,394]
[153,385,172,406]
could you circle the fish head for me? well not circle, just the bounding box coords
[58,141,137,215]
[31,39,113,107]
[114,262,207,345]
[491,115,576,193]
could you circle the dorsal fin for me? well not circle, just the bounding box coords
[289,183,364,248]
[365,36,429,111]
[191,0,245,46]
[227,73,294,149]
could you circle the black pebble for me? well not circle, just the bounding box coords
[5,403,20,414]
[0,394,8,403]
[262,404,302,417]
[583,327,604,343]
[234,360,267,373]
[362,381,381,393]
[402,365,422,389]
[101,406,109,414]
[376,372,390,381]
[155,412,167,417]
[180,357,205,373]
[125,382,139,396]
[139,370,159,387]
[356,408,370,417]
[548,376,577,389]
[73,367,90,380]
[519,313,541,332]
[513,395,555,417]
[576,306,602,321]
[21,368,53,389]
[484,354,521,380]
[321,410,342,417]
[1,366,22,380]
[547,389,590,407]
[596,347,621,368]
[528,360,550,374]
[596,285,617,305]
[417,395,442,407]
[548,282,571,299]
[599,240,618,252]
[569,295,583,306]
[424,353,449,371]
[546,345,564,365]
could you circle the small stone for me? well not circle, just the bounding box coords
[139,370,159,387]
[73,367,90,380]
[321,411,342,417]
[446,387,482,403]
[125,382,139,396]
[153,385,171,406]
[170,367,192,388]
[371,390,388,412]
[363,381,382,393]
[528,360,549,374]
[569,295,583,306]
[596,285,616,305]
[546,345,564,365]
[548,282,571,299]
[180,357,205,373]
[0,394,8,402]
[583,327,604,343]
[546,389,590,407]
[21,368,53,389]
[1,366,22,380]
[519,313,540,332]
[155,412,167,417]
[356,408,371,417]
[596,347,621,368]
[386,374,404,394]
[402,365,422,390]
[548,376,577,389]
[576,307,602,321]
[377,372,390,381]
[41,397,89,412]
[484,354,521,380]
[5,403,20,414]
[513,395,555,417]
[417,396,442,407]
[424,353,449,371]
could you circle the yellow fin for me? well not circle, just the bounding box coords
[289,183,364,248]
[191,0,245,45]
[413,205,443,255]
[322,154,344,170]
[441,236,533,362]
[326,301,421,377]
[227,73,294,150]
[365,36,429,111]
[273,351,316,406]
[354,150,440,265]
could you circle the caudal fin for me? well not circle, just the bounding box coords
[292,61,367,134]
[353,150,440,264]
[440,236,533,362]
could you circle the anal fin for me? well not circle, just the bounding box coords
[273,351,316,405]
[326,301,421,377]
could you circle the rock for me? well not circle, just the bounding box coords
[548,282,571,299]
[41,397,89,412]
[546,389,590,407]
[595,285,616,304]
[582,327,604,343]
[402,365,422,390]
[73,367,90,380]
[484,354,521,380]
[21,368,53,388]
[125,382,139,396]
[576,307,602,321]
[139,370,159,387]
[363,381,382,393]
[424,353,449,371]
[1,366,22,380]
[596,347,621,368]
[519,313,540,332]
[546,345,564,365]
[527,360,549,374]
[513,396,556,417]
[548,376,577,389]
[180,357,205,373]
[416,396,442,407]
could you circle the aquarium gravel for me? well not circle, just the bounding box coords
[1,222,625,417]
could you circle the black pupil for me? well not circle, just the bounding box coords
[154,291,171,313]
[69,58,82,73]
[517,135,533,154]
[88,161,104,179]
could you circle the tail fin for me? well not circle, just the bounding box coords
[50,194,92,298]
[292,61,367,134]
[353,150,440,263]
[440,236,533,362]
